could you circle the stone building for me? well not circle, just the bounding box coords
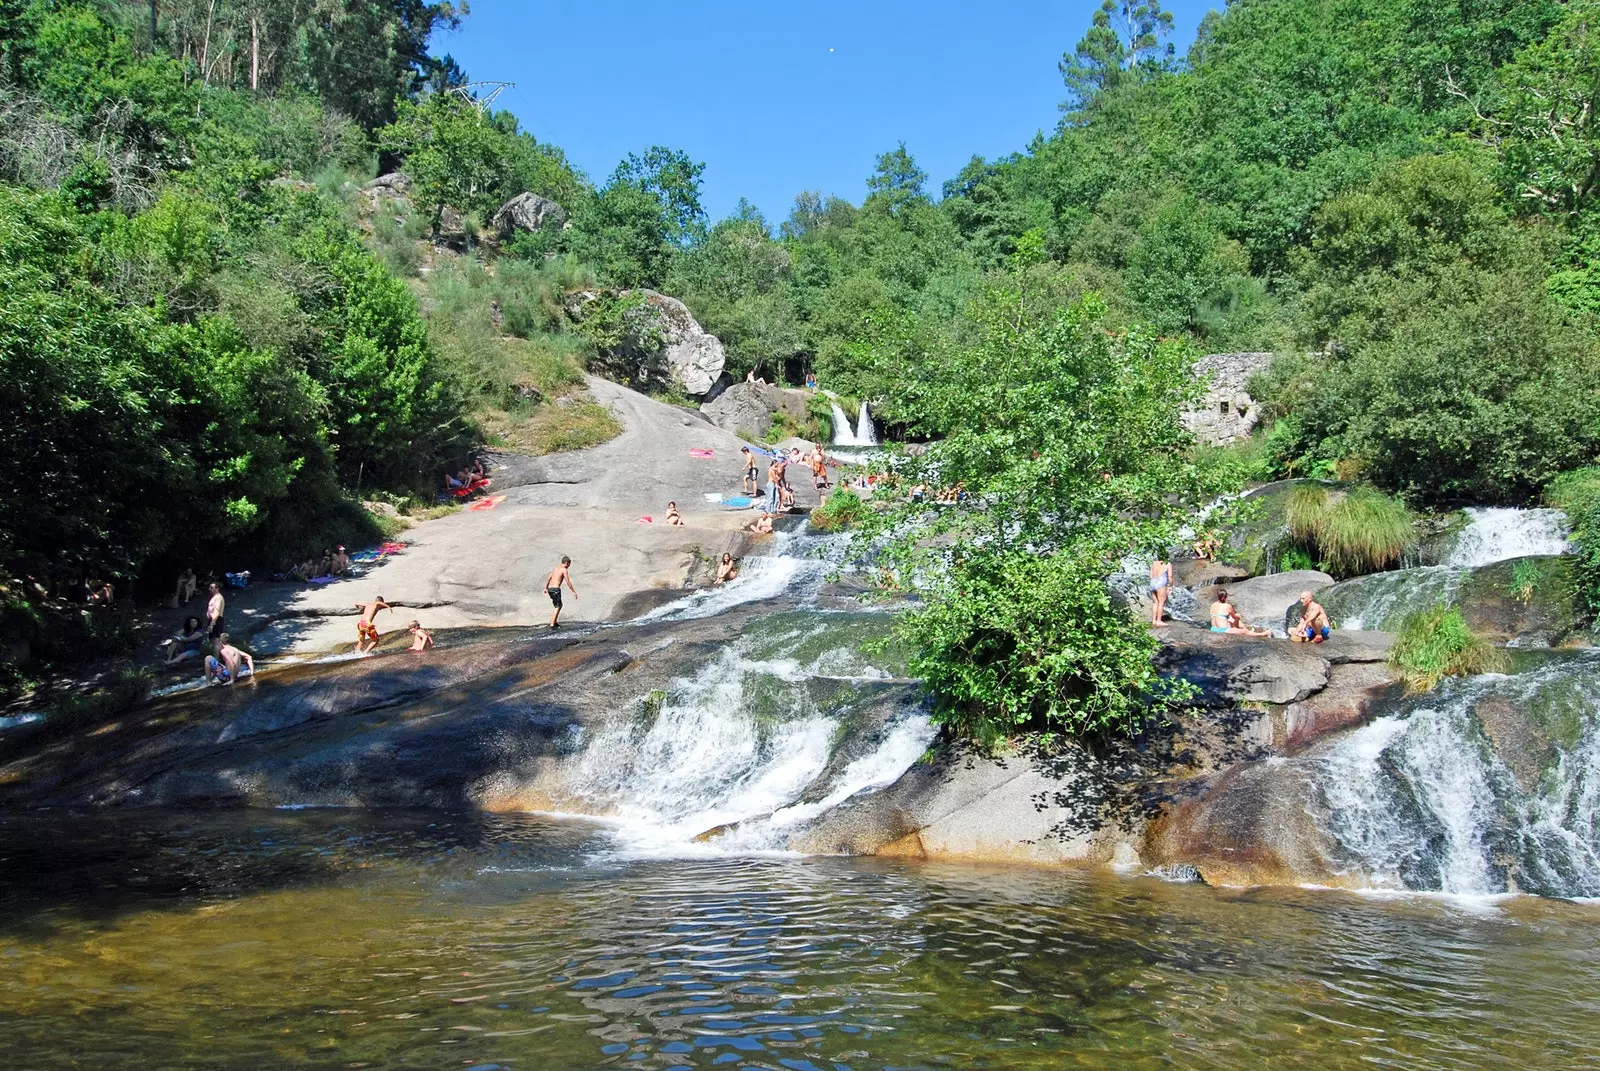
[1183,351,1275,445]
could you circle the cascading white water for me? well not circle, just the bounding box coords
[1445,507,1572,567]
[565,615,934,855]
[636,529,848,623]
[831,400,879,447]
[1323,565,1463,632]
[1308,655,1600,897]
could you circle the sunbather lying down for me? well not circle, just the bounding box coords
[1209,590,1271,637]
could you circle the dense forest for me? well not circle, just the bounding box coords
[2,0,1598,718]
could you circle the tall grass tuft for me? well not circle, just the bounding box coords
[1285,484,1413,577]
[1388,604,1507,692]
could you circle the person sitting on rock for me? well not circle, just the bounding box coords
[665,501,684,526]
[162,616,206,666]
[204,633,254,686]
[1193,532,1222,562]
[1209,589,1270,637]
[715,553,740,585]
[1295,590,1331,643]
[745,511,774,535]
[175,566,198,605]
[331,546,351,576]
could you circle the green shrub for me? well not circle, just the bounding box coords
[1286,485,1413,577]
[1388,605,1507,693]
[811,488,869,532]
[1546,466,1600,622]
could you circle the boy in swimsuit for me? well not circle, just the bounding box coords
[354,595,392,652]
[407,621,434,651]
[741,447,759,496]
[744,512,774,535]
[1149,557,1173,627]
[544,556,576,628]
[204,633,255,685]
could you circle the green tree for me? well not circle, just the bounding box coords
[378,91,507,234]
[855,274,1209,740]
[1059,0,1175,114]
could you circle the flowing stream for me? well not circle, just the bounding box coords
[1308,654,1600,897]
[830,399,879,446]
[1444,507,1572,567]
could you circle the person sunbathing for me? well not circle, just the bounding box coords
[665,501,684,526]
[1209,590,1271,637]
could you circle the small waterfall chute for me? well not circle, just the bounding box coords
[830,399,879,447]
[1445,508,1572,567]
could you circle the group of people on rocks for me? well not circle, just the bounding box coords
[739,442,834,534]
[1148,554,1333,643]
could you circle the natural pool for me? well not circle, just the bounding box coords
[1,809,1595,1070]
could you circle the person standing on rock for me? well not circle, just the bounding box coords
[205,582,226,641]
[544,556,577,628]
[354,595,392,653]
[1149,557,1173,627]
[741,447,760,496]
[1295,591,1332,643]
[766,457,784,513]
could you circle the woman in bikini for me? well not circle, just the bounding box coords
[1209,589,1270,637]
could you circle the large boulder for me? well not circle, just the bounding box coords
[363,172,411,194]
[628,290,727,397]
[1193,569,1334,631]
[702,382,808,440]
[491,191,567,236]
[1155,629,1332,705]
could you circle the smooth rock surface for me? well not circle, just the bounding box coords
[1194,570,1334,631]
[491,191,568,236]
[630,290,727,397]
[1156,628,1332,705]
[701,382,809,440]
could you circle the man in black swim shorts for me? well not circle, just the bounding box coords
[542,556,576,628]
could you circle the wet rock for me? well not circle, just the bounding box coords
[1155,629,1330,705]
[1473,694,1553,794]
[1193,570,1333,631]
[1281,661,1403,751]
[1457,556,1580,647]
[1171,559,1249,589]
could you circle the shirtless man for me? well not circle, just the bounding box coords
[407,620,434,651]
[331,546,351,576]
[744,511,774,535]
[1209,589,1270,637]
[766,458,784,513]
[205,582,226,640]
[354,595,392,652]
[544,556,577,628]
[1296,590,1332,643]
[741,447,760,496]
[1149,557,1173,627]
[809,444,829,492]
[204,633,255,686]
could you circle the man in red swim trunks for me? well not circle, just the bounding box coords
[354,595,392,653]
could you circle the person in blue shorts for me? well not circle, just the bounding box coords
[1296,590,1332,643]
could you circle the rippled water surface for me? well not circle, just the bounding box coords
[2,810,1597,1069]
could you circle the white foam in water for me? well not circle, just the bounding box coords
[831,400,879,447]
[635,529,846,623]
[565,621,934,857]
[1446,507,1572,567]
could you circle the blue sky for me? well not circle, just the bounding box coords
[435,1,1221,225]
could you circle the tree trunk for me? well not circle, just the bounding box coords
[199,0,216,86]
[250,16,259,90]
[148,0,157,44]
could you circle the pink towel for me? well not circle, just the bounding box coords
[468,494,507,512]
[689,448,716,459]
[639,515,653,523]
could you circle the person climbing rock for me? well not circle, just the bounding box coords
[1295,591,1332,643]
[544,556,577,628]
[354,595,392,653]
[1149,557,1173,627]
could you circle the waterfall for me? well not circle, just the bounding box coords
[565,614,934,854]
[1306,655,1600,897]
[830,400,879,447]
[1445,508,1572,567]
[855,401,879,445]
[1322,565,1463,632]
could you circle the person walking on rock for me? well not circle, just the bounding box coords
[354,595,392,653]
[741,446,760,496]
[544,556,577,629]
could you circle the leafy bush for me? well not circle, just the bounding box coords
[1388,605,1508,692]
[1546,466,1600,622]
[1285,485,1413,577]
[810,488,869,532]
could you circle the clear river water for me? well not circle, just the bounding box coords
[3,808,1599,1070]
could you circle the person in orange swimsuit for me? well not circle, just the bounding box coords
[354,595,392,653]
